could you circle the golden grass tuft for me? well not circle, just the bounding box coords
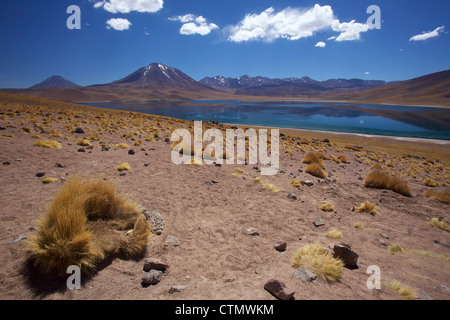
[364,170,411,197]
[289,179,303,188]
[263,183,279,193]
[116,162,131,171]
[423,190,450,204]
[305,162,328,179]
[33,139,62,149]
[292,243,344,281]
[388,243,405,255]
[423,178,438,187]
[112,143,130,149]
[302,151,325,166]
[320,201,334,212]
[353,222,364,229]
[355,200,377,215]
[427,217,450,232]
[384,280,416,300]
[77,139,91,147]
[27,177,150,276]
[337,155,349,164]
[325,229,342,239]
[42,178,61,184]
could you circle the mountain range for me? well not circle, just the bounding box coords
[1,63,449,106]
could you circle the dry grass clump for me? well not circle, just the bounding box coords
[337,155,349,163]
[263,183,280,193]
[77,139,91,147]
[388,243,405,255]
[292,243,344,281]
[116,162,131,171]
[353,222,364,229]
[33,139,62,149]
[289,179,303,188]
[112,143,130,149]
[423,190,450,204]
[355,200,377,215]
[320,201,334,212]
[27,177,150,276]
[423,178,438,187]
[305,163,328,179]
[364,170,411,197]
[427,217,450,232]
[42,178,61,184]
[384,280,416,300]
[302,151,325,166]
[325,229,342,239]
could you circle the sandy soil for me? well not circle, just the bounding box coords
[0,93,449,300]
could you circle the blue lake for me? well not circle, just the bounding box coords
[86,100,450,140]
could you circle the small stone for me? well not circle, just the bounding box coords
[15,158,23,162]
[77,148,85,152]
[246,227,259,236]
[55,162,65,168]
[293,268,317,282]
[211,180,219,184]
[165,235,180,246]
[143,258,168,272]
[141,269,162,286]
[287,192,297,200]
[2,161,10,165]
[0,126,5,130]
[434,284,450,294]
[128,149,135,155]
[119,172,126,176]
[417,290,433,300]
[36,171,45,177]
[274,242,287,252]
[101,146,110,151]
[74,127,85,134]
[313,217,325,227]
[144,163,149,167]
[379,239,388,247]
[8,234,27,244]
[380,232,389,239]
[264,279,295,300]
[302,180,314,186]
[333,243,359,268]
[164,137,170,143]
[169,286,187,294]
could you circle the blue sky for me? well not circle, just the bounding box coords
[0,0,449,88]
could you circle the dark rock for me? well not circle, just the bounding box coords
[128,149,135,155]
[333,243,359,268]
[144,163,149,167]
[264,279,295,300]
[74,127,85,134]
[141,270,162,286]
[274,242,287,252]
[287,192,297,200]
[55,162,65,168]
[169,286,187,294]
[321,138,330,143]
[380,232,389,239]
[302,180,314,186]
[2,161,10,165]
[77,148,85,152]
[293,268,317,282]
[101,146,110,151]
[246,227,259,236]
[211,180,219,184]
[164,137,170,143]
[313,217,325,227]
[0,126,6,130]
[36,171,46,177]
[143,258,168,272]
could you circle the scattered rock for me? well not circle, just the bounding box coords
[164,137,170,143]
[434,284,450,294]
[417,290,433,300]
[143,209,164,235]
[141,269,163,286]
[264,279,295,300]
[15,158,23,162]
[144,163,149,167]
[211,180,219,184]
[8,234,27,244]
[287,192,297,200]
[293,268,317,282]
[128,149,135,155]
[289,173,296,178]
[165,235,180,247]
[379,239,388,247]
[55,162,65,168]
[0,126,5,130]
[333,243,359,268]
[380,232,389,239]
[302,180,314,186]
[36,171,45,177]
[274,242,287,252]
[2,161,10,165]
[119,172,126,176]
[101,146,110,151]
[143,258,168,272]
[246,227,259,236]
[313,217,325,227]
[169,286,187,294]
[77,148,85,152]
[74,127,85,134]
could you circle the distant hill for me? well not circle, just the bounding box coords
[30,75,79,89]
[200,75,391,97]
[336,70,450,106]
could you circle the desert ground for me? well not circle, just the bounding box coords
[0,92,449,300]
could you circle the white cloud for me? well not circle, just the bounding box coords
[169,14,218,36]
[327,36,336,40]
[96,0,163,13]
[315,41,326,47]
[365,72,370,75]
[410,26,445,41]
[227,4,370,43]
[106,18,132,30]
